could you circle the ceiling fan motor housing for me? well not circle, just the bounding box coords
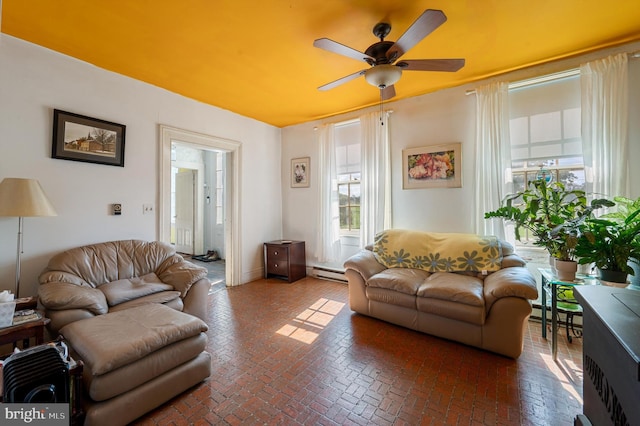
[364,41,395,65]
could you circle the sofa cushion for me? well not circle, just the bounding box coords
[416,273,485,307]
[40,240,176,287]
[99,272,173,306]
[367,268,430,295]
[38,282,109,315]
[85,333,207,401]
[108,291,182,313]
[366,287,417,309]
[60,304,208,376]
[416,297,486,325]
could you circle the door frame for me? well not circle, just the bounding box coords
[159,125,242,286]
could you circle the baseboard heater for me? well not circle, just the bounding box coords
[310,266,347,283]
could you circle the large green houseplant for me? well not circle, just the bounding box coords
[484,179,612,280]
[575,196,640,284]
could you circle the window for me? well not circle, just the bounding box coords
[509,72,584,243]
[334,121,361,234]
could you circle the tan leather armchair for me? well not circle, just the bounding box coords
[38,240,210,334]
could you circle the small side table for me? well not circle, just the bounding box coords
[539,268,598,360]
[0,298,50,357]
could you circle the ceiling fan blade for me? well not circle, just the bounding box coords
[381,85,396,100]
[397,59,465,72]
[318,69,367,91]
[386,9,447,61]
[313,38,374,63]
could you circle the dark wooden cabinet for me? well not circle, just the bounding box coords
[264,240,306,282]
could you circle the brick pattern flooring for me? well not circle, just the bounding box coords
[135,277,583,425]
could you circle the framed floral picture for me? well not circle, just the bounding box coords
[291,157,310,188]
[402,143,461,189]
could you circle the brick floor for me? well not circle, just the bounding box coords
[134,277,583,425]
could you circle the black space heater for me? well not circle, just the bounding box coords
[2,344,69,403]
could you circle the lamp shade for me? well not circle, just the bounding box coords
[364,65,402,89]
[0,178,57,217]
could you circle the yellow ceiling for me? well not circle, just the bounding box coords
[2,1,640,127]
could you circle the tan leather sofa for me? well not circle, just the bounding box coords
[344,234,538,359]
[38,239,210,334]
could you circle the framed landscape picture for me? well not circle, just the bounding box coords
[291,157,310,188]
[402,143,461,189]
[52,109,126,167]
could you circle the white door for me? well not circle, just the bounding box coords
[175,169,196,254]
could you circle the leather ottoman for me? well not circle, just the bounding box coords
[60,303,211,426]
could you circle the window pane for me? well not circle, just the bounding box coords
[339,207,348,229]
[558,169,585,191]
[530,111,561,143]
[531,143,562,159]
[350,183,360,205]
[350,206,361,230]
[338,184,348,206]
[563,107,581,138]
[513,173,526,193]
[509,117,529,146]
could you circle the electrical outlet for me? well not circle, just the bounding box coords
[143,204,153,214]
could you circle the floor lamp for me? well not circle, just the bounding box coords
[0,178,57,298]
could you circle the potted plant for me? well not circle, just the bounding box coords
[575,196,640,285]
[485,178,612,281]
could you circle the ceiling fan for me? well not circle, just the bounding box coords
[313,9,465,100]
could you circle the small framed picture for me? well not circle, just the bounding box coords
[52,109,126,167]
[291,157,310,188]
[403,143,462,189]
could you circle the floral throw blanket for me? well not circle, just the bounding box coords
[372,229,503,273]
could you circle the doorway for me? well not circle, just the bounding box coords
[159,125,242,286]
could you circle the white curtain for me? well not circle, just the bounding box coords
[473,82,511,240]
[359,111,392,247]
[316,123,341,263]
[581,53,629,199]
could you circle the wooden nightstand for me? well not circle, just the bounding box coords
[264,240,306,282]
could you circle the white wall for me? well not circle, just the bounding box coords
[0,34,283,295]
[282,41,640,268]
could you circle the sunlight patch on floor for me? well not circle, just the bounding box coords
[276,298,346,344]
[540,352,584,405]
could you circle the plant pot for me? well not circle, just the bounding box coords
[629,258,640,287]
[597,268,628,284]
[555,259,578,282]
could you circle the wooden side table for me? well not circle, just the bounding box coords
[0,297,50,357]
[264,240,306,282]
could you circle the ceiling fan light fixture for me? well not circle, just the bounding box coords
[365,65,402,89]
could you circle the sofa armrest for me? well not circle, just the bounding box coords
[156,257,208,297]
[38,282,109,315]
[344,250,387,282]
[483,268,538,312]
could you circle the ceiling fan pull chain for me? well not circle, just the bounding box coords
[379,89,384,126]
